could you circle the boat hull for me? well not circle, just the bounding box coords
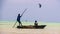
[16,25,46,29]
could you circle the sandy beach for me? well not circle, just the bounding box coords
[0,21,60,34]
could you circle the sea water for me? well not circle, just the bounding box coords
[0,21,60,28]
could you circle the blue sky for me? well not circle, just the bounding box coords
[0,0,60,22]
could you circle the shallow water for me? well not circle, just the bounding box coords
[0,21,60,28]
[0,21,60,34]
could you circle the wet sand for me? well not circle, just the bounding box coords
[0,27,60,34]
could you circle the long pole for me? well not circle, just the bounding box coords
[21,8,27,17]
[12,21,17,28]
